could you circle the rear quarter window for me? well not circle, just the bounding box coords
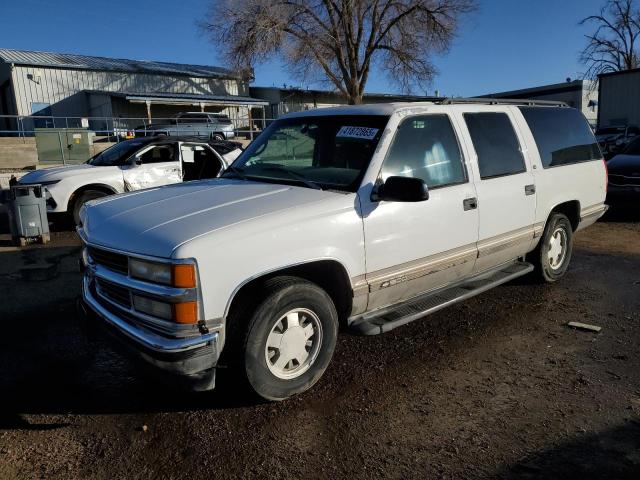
[519,107,602,168]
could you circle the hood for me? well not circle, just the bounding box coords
[607,154,640,175]
[82,179,339,258]
[19,164,95,183]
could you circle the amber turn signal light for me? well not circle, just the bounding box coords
[172,264,196,288]
[172,301,198,324]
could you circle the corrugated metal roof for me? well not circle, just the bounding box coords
[85,90,269,106]
[0,47,238,79]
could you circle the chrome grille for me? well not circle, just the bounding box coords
[96,278,132,308]
[88,247,128,275]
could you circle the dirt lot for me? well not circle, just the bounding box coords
[1,211,639,480]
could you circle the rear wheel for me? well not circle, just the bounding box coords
[530,213,573,282]
[227,276,338,401]
[72,190,108,226]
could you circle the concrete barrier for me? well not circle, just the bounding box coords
[0,135,250,170]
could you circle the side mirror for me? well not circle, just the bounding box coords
[374,176,429,202]
[134,157,142,166]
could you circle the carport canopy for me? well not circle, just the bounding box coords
[84,89,269,122]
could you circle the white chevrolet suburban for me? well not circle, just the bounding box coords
[77,99,607,401]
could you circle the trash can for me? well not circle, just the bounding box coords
[4,184,50,246]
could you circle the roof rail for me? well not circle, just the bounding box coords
[438,97,569,107]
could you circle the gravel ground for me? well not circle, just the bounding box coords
[0,212,639,479]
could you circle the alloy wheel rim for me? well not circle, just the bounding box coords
[547,227,567,270]
[264,308,323,380]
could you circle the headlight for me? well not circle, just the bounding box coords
[132,295,198,324]
[129,258,172,285]
[129,258,197,288]
[132,295,173,320]
[81,247,92,267]
[20,180,60,187]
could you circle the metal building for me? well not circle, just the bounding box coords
[597,68,640,128]
[250,86,440,120]
[482,80,599,126]
[0,48,267,131]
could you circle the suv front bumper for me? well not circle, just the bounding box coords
[80,275,219,391]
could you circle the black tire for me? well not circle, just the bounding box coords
[72,190,108,226]
[530,213,573,283]
[211,133,225,142]
[226,276,338,401]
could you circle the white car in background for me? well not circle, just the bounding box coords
[18,137,242,224]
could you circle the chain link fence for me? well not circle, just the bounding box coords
[0,113,274,169]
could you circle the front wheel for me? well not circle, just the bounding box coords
[230,276,338,401]
[210,133,225,142]
[72,190,108,226]
[530,213,573,283]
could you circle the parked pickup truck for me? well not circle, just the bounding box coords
[77,99,607,401]
[138,112,236,141]
[18,136,242,225]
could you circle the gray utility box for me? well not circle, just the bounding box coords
[35,128,95,164]
[4,184,50,246]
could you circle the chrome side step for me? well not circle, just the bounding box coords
[349,261,534,336]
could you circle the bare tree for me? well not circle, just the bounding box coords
[203,0,475,104]
[580,0,640,81]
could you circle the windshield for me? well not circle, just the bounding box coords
[624,136,640,155]
[88,140,148,166]
[225,115,389,191]
[596,126,625,136]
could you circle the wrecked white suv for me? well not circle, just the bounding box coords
[78,100,607,400]
[18,136,242,224]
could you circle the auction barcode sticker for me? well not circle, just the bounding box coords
[336,126,379,140]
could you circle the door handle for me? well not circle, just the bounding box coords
[463,197,478,211]
[525,184,536,195]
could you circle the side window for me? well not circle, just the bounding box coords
[463,112,525,179]
[519,107,602,167]
[139,145,176,164]
[382,114,466,188]
[179,114,207,124]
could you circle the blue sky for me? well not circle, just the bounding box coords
[0,0,605,96]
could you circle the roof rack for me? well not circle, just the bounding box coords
[438,97,569,107]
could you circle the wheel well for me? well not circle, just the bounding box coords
[68,184,116,211]
[549,200,580,231]
[227,260,353,323]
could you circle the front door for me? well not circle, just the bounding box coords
[456,108,536,273]
[122,143,182,191]
[361,112,480,311]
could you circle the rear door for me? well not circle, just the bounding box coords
[177,114,208,137]
[455,107,536,273]
[180,143,224,180]
[122,143,182,190]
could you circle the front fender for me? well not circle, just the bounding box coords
[172,194,366,323]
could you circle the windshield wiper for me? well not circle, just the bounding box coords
[259,165,323,190]
[222,165,248,180]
